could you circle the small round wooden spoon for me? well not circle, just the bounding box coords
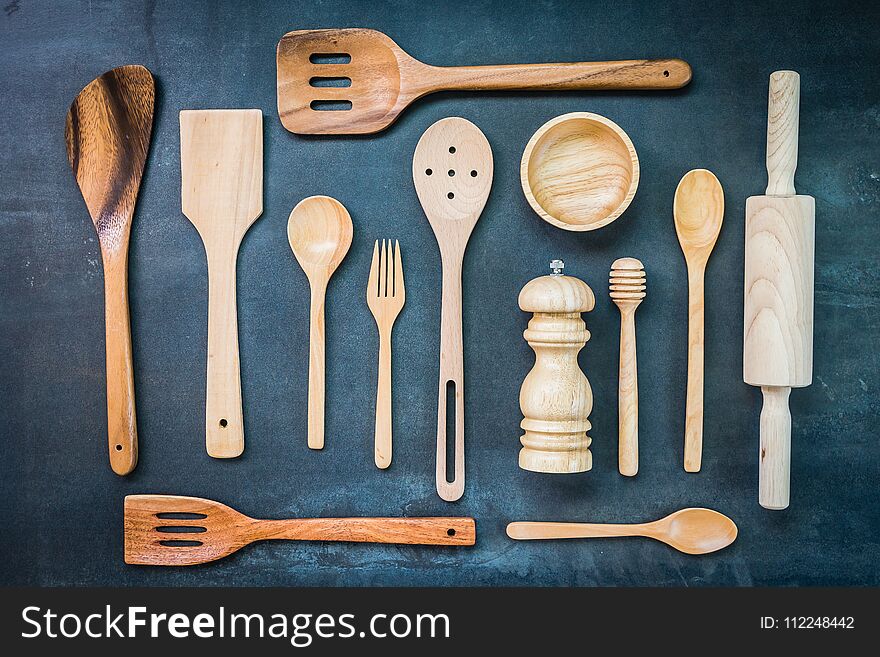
[288,196,353,450]
[674,169,724,473]
[507,508,737,555]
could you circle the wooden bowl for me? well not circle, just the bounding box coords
[521,112,639,231]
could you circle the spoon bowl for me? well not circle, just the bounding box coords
[521,112,639,231]
[288,196,354,281]
[674,169,724,254]
[651,508,738,555]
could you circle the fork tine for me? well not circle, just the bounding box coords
[368,240,379,298]
[380,239,388,297]
[394,240,404,300]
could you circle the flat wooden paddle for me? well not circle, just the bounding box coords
[65,65,155,475]
[180,109,263,458]
[124,495,476,565]
[277,28,692,134]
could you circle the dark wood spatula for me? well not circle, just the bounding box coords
[65,65,155,475]
[276,28,692,134]
[124,495,476,565]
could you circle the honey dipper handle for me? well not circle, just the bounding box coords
[766,71,800,196]
[436,259,465,502]
[428,59,691,92]
[205,248,245,458]
[759,386,792,510]
[618,308,639,476]
[102,249,138,475]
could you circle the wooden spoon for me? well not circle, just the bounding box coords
[674,169,724,473]
[288,196,353,450]
[507,508,737,555]
[65,65,154,475]
[181,109,263,459]
[413,118,493,501]
[124,495,475,566]
[277,28,692,134]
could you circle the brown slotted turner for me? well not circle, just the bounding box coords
[276,28,692,134]
[125,495,476,565]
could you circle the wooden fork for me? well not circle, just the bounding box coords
[367,240,405,469]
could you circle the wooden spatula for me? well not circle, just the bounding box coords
[124,495,476,565]
[413,118,493,501]
[277,28,692,134]
[180,109,263,458]
[65,65,154,475]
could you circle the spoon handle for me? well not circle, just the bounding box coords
[429,59,691,92]
[759,386,792,509]
[102,250,138,475]
[307,285,327,450]
[436,259,465,501]
[205,249,245,458]
[684,265,705,472]
[506,521,649,541]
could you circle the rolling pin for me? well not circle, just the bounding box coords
[744,71,815,510]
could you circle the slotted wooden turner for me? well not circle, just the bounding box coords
[277,28,691,134]
[414,118,493,501]
[124,495,476,565]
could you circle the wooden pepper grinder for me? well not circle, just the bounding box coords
[518,260,595,473]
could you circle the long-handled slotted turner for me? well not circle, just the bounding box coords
[124,495,476,565]
[413,118,493,501]
[65,65,155,475]
[277,28,692,134]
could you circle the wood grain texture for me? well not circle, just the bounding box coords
[766,71,800,196]
[610,258,645,477]
[744,70,814,510]
[288,196,353,450]
[673,169,724,473]
[180,109,263,458]
[367,240,405,469]
[65,64,155,475]
[124,495,475,566]
[521,112,639,231]
[276,28,691,134]
[413,118,493,501]
[506,508,737,555]
[518,272,595,473]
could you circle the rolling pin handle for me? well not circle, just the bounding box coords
[758,385,792,510]
[765,70,800,196]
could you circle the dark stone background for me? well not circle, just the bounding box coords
[1,0,877,586]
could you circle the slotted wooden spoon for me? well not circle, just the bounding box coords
[124,495,476,565]
[277,28,692,134]
[65,65,154,475]
[414,118,493,501]
[181,109,263,458]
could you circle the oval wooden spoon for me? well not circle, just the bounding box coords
[507,508,737,555]
[674,169,724,473]
[288,196,353,450]
[65,65,155,475]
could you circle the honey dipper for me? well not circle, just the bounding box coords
[610,258,646,476]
